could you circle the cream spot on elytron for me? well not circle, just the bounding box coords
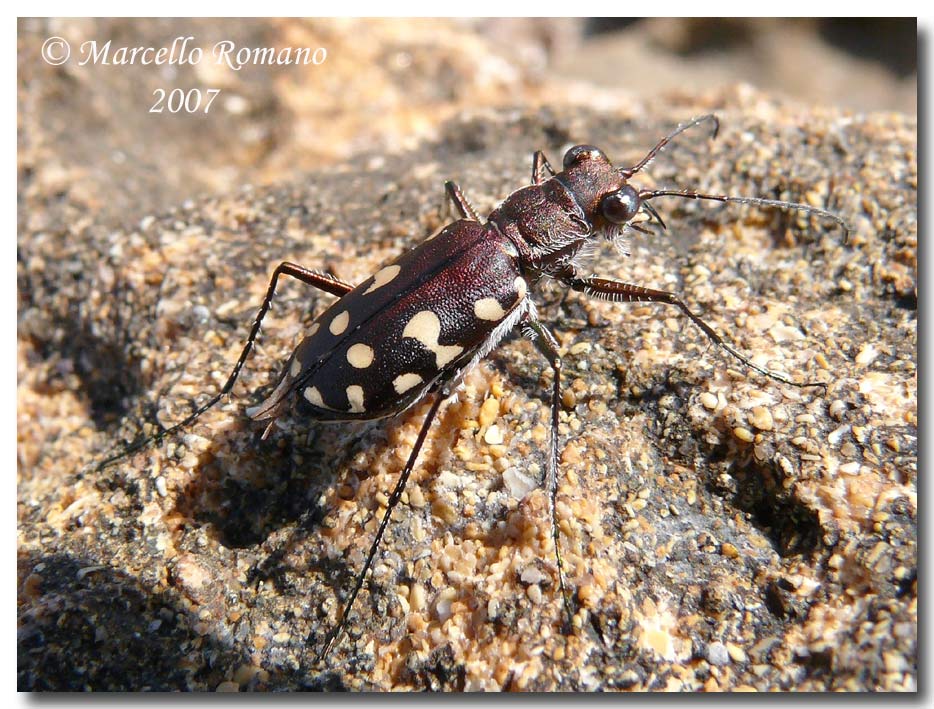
[515,276,527,301]
[346,385,365,413]
[329,310,349,335]
[290,357,302,378]
[434,345,463,367]
[346,343,374,369]
[304,386,325,408]
[474,297,505,321]
[363,264,401,294]
[402,310,440,344]
[402,310,463,368]
[393,372,423,395]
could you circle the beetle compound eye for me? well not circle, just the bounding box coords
[562,144,605,170]
[600,186,641,224]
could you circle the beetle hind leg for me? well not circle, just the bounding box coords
[95,262,355,471]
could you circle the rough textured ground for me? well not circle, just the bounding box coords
[18,20,916,692]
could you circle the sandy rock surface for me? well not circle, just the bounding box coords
[18,19,916,691]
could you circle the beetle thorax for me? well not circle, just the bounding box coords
[487,145,635,275]
[489,146,625,264]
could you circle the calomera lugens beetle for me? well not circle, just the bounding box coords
[98,114,848,663]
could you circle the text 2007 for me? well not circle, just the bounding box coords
[150,88,221,114]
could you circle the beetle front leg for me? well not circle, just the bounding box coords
[568,276,826,388]
[97,262,355,470]
[521,314,575,631]
[531,150,556,185]
[443,180,481,221]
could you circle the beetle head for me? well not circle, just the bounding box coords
[560,144,655,253]
[560,115,849,252]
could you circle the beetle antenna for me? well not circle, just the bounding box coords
[640,188,851,243]
[620,114,719,179]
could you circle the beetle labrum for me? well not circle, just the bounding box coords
[98,114,847,663]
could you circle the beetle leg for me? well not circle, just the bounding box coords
[531,150,556,185]
[313,386,451,664]
[520,314,575,632]
[443,180,480,221]
[567,276,827,389]
[96,262,355,470]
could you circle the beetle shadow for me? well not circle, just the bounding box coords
[167,394,470,615]
[625,365,829,561]
[18,550,225,690]
[632,364,829,561]
[237,396,478,640]
[17,549,331,690]
[170,415,377,551]
[704,444,826,559]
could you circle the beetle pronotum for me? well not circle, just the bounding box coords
[98,114,848,664]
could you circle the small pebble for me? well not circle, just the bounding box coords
[561,442,583,465]
[829,399,847,420]
[479,397,499,427]
[726,643,747,663]
[855,343,879,366]
[503,467,537,499]
[409,583,426,613]
[707,641,730,666]
[233,664,260,686]
[700,392,719,410]
[408,486,426,509]
[749,406,773,431]
[520,566,547,585]
[483,424,504,445]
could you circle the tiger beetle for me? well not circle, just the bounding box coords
[98,114,848,665]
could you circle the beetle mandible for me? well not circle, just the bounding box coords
[98,114,848,663]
